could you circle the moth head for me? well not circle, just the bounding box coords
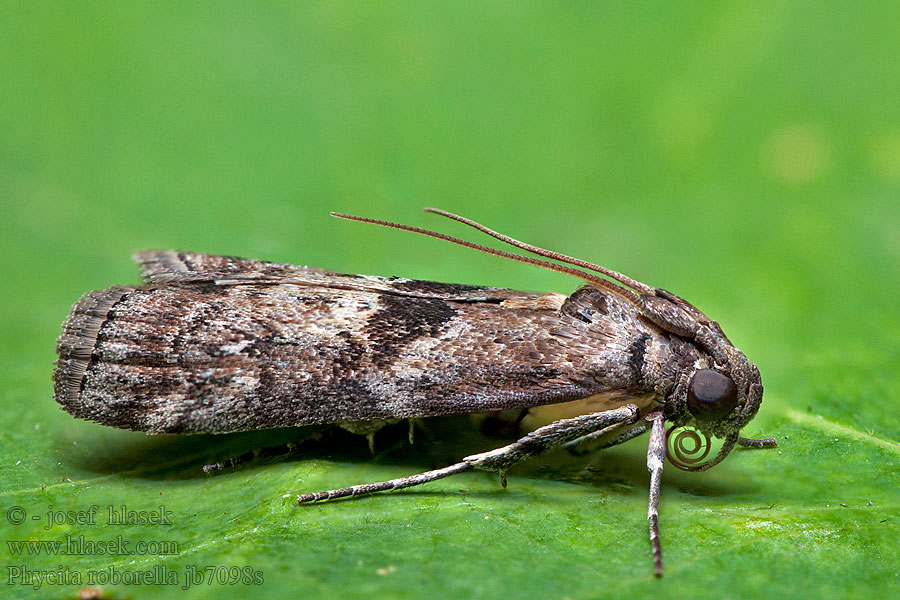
[646,290,764,470]
[687,369,738,421]
[668,341,761,424]
[683,353,763,436]
[640,289,761,428]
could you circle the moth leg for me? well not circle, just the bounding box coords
[459,404,640,477]
[737,436,777,448]
[298,463,476,504]
[477,408,530,439]
[646,411,665,577]
[338,418,400,454]
[564,419,651,456]
[203,430,329,473]
[299,405,639,504]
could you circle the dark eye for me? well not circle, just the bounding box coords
[687,369,738,421]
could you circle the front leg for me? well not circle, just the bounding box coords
[464,405,640,482]
[298,404,640,503]
[564,419,651,456]
[737,436,777,448]
[646,411,665,577]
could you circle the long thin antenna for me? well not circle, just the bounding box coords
[330,212,639,303]
[423,208,655,295]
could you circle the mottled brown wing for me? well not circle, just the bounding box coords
[54,253,644,434]
[134,251,531,303]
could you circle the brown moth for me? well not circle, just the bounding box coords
[53,208,775,576]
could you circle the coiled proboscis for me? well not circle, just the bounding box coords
[666,425,713,471]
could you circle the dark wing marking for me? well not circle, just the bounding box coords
[134,251,531,303]
[53,280,656,434]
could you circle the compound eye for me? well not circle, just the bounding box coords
[687,369,738,421]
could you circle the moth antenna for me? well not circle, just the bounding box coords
[330,212,639,303]
[423,208,655,295]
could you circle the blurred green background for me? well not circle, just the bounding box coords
[1,2,898,599]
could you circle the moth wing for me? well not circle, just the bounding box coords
[54,275,649,434]
[134,250,533,302]
[134,250,327,284]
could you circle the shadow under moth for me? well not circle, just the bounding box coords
[54,208,775,576]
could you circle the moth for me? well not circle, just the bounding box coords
[54,208,775,576]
